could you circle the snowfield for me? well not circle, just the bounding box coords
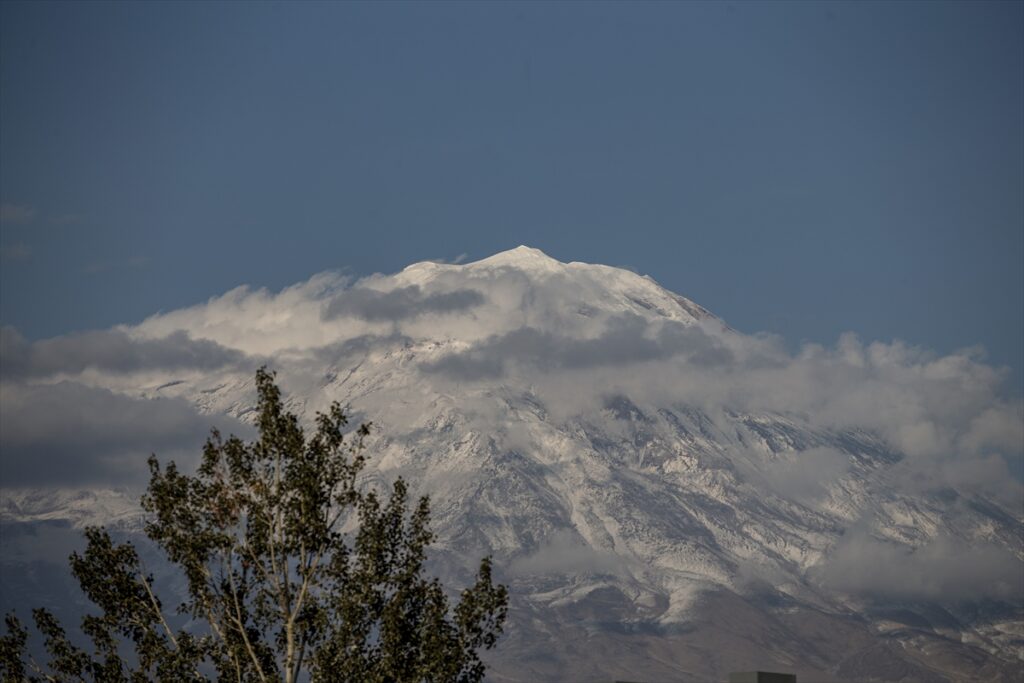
[3,246,1022,681]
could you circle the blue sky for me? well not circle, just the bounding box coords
[1,0,1021,391]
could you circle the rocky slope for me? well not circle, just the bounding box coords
[3,246,1022,681]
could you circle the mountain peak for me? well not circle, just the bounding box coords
[393,245,715,327]
[469,245,562,269]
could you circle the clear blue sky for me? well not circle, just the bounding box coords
[2,1,1021,391]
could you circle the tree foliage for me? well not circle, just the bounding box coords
[1,368,508,682]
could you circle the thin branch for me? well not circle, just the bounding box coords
[197,563,243,682]
[138,567,179,649]
[293,630,309,683]
[225,551,269,683]
[25,653,61,683]
[138,568,206,681]
[286,546,325,683]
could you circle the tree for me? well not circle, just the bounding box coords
[1,368,508,682]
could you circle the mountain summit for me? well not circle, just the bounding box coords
[470,244,562,268]
[3,248,1022,682]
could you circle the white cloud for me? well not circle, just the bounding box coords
[427,252,469,265]
[133,271,353,355]
[4,256,1020,554]
[509,530,629,577]
[118,262,1021,480]
[758,447,850,502]
[813,530,1022,601]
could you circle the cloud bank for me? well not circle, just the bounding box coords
[4,260,1020,494]
[1,327,248,380]
[510,530,629,577]
[0,382,251,486]
[815,530,1023,602]
[322,285,484,322]
[422,315,733,380]
[1,254,1020,603]
[6,260,1022,457]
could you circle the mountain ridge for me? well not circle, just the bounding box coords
[2,246,1021,681]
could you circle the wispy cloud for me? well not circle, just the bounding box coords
[322,285,484,322]
[50,213,83,226]
[83,255,149,275]
[0,204,36,224]
[0,243,32,262]
[813,529,1022,601]
[0,327,251,379]
[0,204,83,229]
[428,252,469,265]
[126,262,1023,508]
[422,315,731,380]
[0,381,252,486]
[510,530,629,577]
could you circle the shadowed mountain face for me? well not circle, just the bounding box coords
[2,247,1022,682]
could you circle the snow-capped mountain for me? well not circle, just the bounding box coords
[2,246,1022,682]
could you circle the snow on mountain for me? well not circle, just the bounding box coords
[0,488,141,530]
[2,246,1022,681]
